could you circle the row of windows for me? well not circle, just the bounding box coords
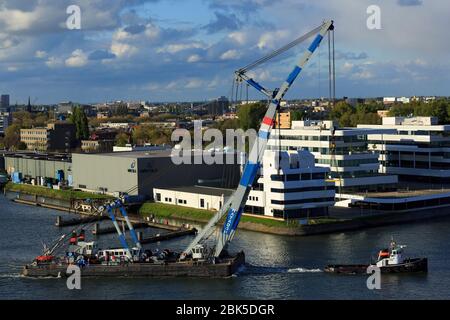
[22,137,48,141]
[271,172,327,182]
[270,186,333,193]
[317,158,378,167]
[248,196,259,201]
[178,199,187,204]
[271,197,335,205]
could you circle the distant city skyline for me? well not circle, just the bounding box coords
[1,0,449,104]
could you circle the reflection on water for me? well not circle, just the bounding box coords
[0,195,449,299]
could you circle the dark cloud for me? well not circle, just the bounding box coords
[123,24,146,35]
[203,11,242,33]
[397,0,423,6]
[88,50,116,60]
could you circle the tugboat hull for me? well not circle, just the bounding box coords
[22,251,245,278]
[325,258,428,274]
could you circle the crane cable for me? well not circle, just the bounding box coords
[237,24,323,74]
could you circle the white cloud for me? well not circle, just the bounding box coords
[157,42,206,54]
[187,54,201,63]
[220,49,239,60]
[257,30,290,49]
[35,50,47,59]
[185,78,205,89]
[110,42,138,58]
[65,49,88,68]
[228,31,247,45]
[45,56,63,68]
[0,9,38,32]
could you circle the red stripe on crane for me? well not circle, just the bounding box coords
[262,117,274,126]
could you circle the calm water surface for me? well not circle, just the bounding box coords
[1,195,449,299]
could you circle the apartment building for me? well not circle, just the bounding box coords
[20,122,77,152]
[358,117,450,183]
[267,120,398,192]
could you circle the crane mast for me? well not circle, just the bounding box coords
[182,20,334,260]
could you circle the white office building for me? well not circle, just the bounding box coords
[358,117,450,183]
[267,120,398,192]
[154,149,335,220]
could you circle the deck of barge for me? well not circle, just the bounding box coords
[22,251,245,278]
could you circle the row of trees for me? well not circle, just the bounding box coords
[388,100,450,124]
[114,125,173,147]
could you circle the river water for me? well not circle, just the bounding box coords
[1,195,449,300]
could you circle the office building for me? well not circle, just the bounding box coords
[1,94,10,112]
[20,122,77,152]
[358,117,450,183]
[267,120,398,192]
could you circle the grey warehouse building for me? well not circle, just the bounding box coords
[72,150,240,198]
[3,152,72,183]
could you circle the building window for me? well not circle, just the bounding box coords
[178,199,184,204]
[78,184,86,189]
[156,193,161,201]
[200,199,205,208]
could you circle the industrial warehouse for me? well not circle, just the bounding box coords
[1,150,240,199]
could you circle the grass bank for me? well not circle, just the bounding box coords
[139,202,346,233]
[5,182,112,201]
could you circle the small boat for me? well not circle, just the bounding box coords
[325,240,428,274]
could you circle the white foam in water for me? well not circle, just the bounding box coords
[287,267,323,273]
[0,273,22,278]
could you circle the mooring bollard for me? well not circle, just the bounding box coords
[137,231,143,242]
[56,216,62,226]
[94,223,99,235]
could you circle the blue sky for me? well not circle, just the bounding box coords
[0,0,449,104]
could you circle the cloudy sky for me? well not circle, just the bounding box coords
[0,0,449,104]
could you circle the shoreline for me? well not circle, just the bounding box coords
[5,184,450,236]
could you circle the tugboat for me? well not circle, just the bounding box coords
[325,239,428,274]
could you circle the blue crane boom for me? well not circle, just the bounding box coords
[182,20,334,260]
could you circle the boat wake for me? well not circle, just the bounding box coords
[0,273,22,279]
[287,267,323,273]
[239,264,322,275]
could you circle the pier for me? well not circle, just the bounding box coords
[55,215,107,227]
[137,228,197,244]
[92,222,149,235]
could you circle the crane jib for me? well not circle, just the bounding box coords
[239,162,260,187]
[182,20,334,259]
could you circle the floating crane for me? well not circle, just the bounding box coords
[182,20,335,261]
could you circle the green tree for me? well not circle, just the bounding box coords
[70,106,89,140]
[115,132,130,147]
[3,124,21,150]
[329,102,353,121]
[291,110,304,121]
[237,102,267,131]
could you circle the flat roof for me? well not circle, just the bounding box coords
[155,185,234,197]
[2,151,71,162]
[73,150,173,159]
[72,150,241,159]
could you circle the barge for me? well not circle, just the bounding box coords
[325,240,427,274]
[22,251,245,278]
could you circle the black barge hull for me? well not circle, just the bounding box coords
[22,251,245,278]
[324,258,428,274]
